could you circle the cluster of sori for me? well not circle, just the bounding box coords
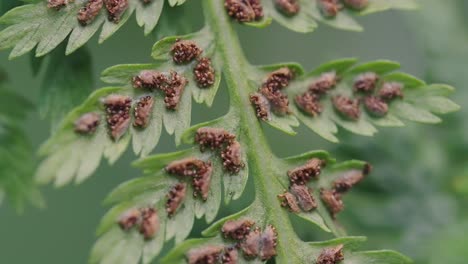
[282,158,370,219]
[250,67,295,120]
[279,158,323,213]
[320,164,370,218]
[292,69,403,121]
[295,71,338,117]
[224,0,369,21]
[133,70,188,111]
[195,127,245,174]
[115,128,244,247]
[187,220,277,263]
[275,0,301,16]
[317,244,345,264]
[118,207,159,240]
[186,218,346,264]
[133,39,215,90]
[318,0,369,17]
[47,0,129,25]
[170,39,216,89]
[72,39,215,141]
[224,0,264,22]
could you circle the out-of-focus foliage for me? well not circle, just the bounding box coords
[0,69,43,211]
[331,0,468,262]
[38,44,94,129]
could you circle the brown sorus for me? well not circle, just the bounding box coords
[165,157,210,177]
[48,0,73,10]
[260,86,290,115]
[222,219,255,240]
[379,82,404,101]
[332,95,361,120]
[278,191,300,213]
[317,244,345,264]
[288,158,325,185]
[221,247,238,264]
[317,0,342,18]
[364,96,388,117]
[353,72,379,93]
[343,0,369,10]
[320,189,344,219]
[77,0,103,25]
[166,183,187,217]
[260,225,278,261]
[221,141,245,174]
[140,0,152,4]
[133,96,154,128]
[162,71,187,110]
[118,208,140,230]
[194,57,216,88]
[187,245,223,264]
[139,207,159,240]
[250,92,270,121]
[195,127,236,152]
[74,112,100,134]
[103,94,132,141]
[263,67,294,91]
[241,227,261,258]
[333,165,370,193]
[192,162,213,200]
[224,0,256,22]
[258,68,293,116]
[249,0,264,19]
[224,0,263,22]
[308,71,338,95]
[275,0,300,16]
[132,70,167,90]
[295,92,323,117]
[104,0,128,23]
[171,39,202,64]
[290,184,317,211]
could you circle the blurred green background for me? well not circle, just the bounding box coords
[1,0,467,263]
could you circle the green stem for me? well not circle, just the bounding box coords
[203,1,305,262]
[203,0,276,211]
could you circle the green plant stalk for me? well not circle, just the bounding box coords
[203,0,307,262]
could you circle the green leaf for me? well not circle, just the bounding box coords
[0,0,177,58]
[92,122,249,263]
[250,58,459,140]
[246,59,459,142]
[253,0,417,33]
[37,27,224,185]
[168,0,187,6]
[360,0,418,15]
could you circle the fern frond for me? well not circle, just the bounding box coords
[0,0,416,58]
[17,0,459,262]
[238,0,417,33]
[163,236,411,264]
[90,133,378,263]
[254,59,459,142]
[80,1,460,262]
[36,27,221,186]
[0,0,177,58]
